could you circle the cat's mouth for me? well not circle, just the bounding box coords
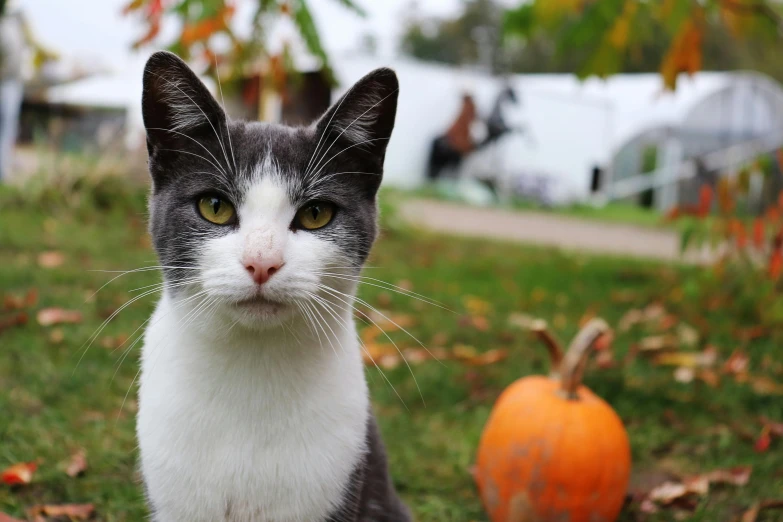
[234,295,286,313]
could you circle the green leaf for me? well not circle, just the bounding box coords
[292,0,336,84]
[503,3,536,38]
[334,0,367,18]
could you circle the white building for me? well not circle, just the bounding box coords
[42,53,783,208]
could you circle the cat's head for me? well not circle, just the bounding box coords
[142,51,398,330]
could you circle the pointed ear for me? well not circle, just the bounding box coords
[142,51,227,154]
[315,68,399,162]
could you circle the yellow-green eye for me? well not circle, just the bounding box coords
[295,201,335,230]
[198,196,235,225]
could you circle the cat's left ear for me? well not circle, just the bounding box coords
[314,68,399,163]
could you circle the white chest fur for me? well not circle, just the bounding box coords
[137,293,369,522]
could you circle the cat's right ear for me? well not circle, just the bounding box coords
[142,51,227,157]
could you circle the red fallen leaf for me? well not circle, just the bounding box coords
[0,312,27,334]
[644,467,752,509]
[723,350,750,376]
[36,308,83,326]
[0,513,24,522]
[3,289,37,311]
[755,425,772,453]
[65,449,87,477]
[1,462,37,485]
[27,504,94,519]
[37,251,65,268]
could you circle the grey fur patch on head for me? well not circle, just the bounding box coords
[141,51,399,285]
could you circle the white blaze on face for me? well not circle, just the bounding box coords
[196,172,349,326]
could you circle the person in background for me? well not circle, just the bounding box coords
[0,0,55,182]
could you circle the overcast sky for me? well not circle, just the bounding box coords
[22,0,467,71]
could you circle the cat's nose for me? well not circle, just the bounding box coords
[244,257,284,285]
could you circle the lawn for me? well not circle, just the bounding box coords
[1,183,782,521]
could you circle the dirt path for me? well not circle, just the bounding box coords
[399,199,709,263]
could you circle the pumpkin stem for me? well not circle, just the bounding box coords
[559,318,612,400]
[530,319,564,376]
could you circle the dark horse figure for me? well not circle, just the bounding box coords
[426,85,520,181]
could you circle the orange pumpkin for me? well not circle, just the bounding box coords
[475,319,631,522]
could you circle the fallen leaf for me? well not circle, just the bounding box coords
[100,334,129,350]
[674,367,695,383]
[48,328,65,344]
[644,466,751,510]
[723,350,750,376]
[1,462,37,485]
[0,312,27,334]
[677,323,699,347]
[456,348,508,366]
[430,332,448,346]
[640,334,678,352]
[37,251,65,268]
[755,425,772,453]
[37,308,83,326]
[746,375,783,395]
[3,289,38,311]
[65,449,87,477]
[703,466,752,486]
[0,513,24,522]
[463,295,491,316]
[619,309,644,332]
[738,500,783,522]
[27,504,94,520]
[395,279,413,291]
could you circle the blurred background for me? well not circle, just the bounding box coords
[3,0,783,521]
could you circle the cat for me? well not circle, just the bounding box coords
[136,51,410,522]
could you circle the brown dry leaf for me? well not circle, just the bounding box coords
[456,348,508,367]
[48,329,65,344]
[37,251,65,268]
[462,295,491,316]
[3,289,38,311]
[65,449,87,477]
[747,376,783,396]
[460,315,489,332]
[723,350,750,376]
[645,467,751,509]
[100,334,129,350]
[430,331,448,347]
[375,292,392,307]
[0,312,28,334]
[739,500,783,522]
[640,334,678,352]
[618,309,644,332]
[697,369,721,388]
[0,513,24,522]
[27,504,94,520]
[677,323,699,347]
[395,279,413,291]
[703,466,752,486]
[37,308,83,327]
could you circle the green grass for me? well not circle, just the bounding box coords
[2,186,783,521]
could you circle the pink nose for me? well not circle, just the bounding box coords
[244,258,284,285]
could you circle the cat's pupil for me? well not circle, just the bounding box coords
[211,198,221,215]
[310,206,319,221]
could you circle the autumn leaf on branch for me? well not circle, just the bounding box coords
[123,0,366,88]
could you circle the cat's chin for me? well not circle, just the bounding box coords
[228,296,295,330]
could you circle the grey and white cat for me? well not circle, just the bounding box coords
[136,51,410,522]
